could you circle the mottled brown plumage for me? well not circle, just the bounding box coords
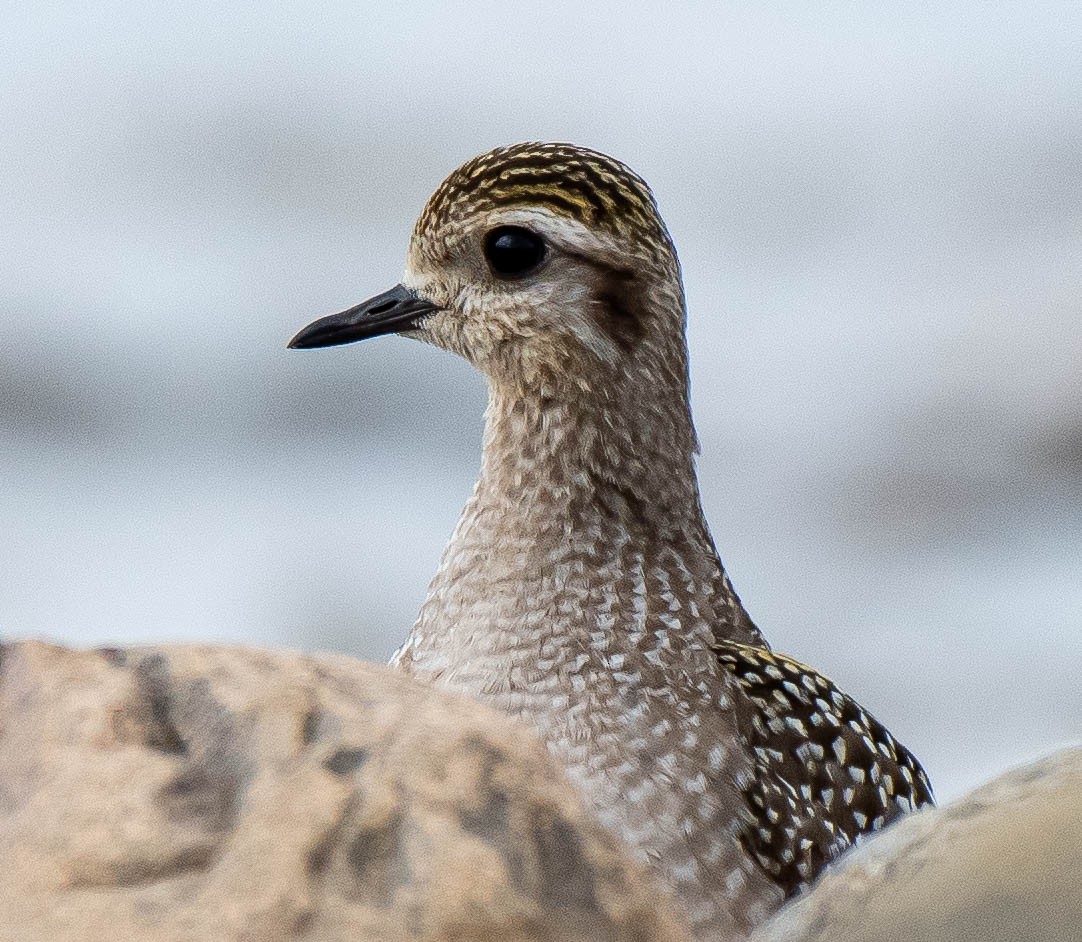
[289,143,933,940]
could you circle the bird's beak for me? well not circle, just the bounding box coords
[288,284,440,349]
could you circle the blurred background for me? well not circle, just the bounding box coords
[2,2,1080,801]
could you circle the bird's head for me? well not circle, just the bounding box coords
[290,143,687,397]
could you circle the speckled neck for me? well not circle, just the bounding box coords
[394,364,761,692]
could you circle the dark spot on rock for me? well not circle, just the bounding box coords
[806,910,832,937]
[301,707,343,747]
[459,786,510,844]
[348,815,398,875]
[948,797,990,821]
[455,735,528,889]
[324,747,369,776]
[460,734,509,771]
[307,792,361,875]
[301,709,321,745]
[158,767,237,831]
[70,842,217,888]
[460,786,528,893]
[134,655,188,756]
[307,836,332,875]
[137,667,252,835]
[96,646,128,667]
[347,812,412,907]
[291,909,315,935]
[532,810,600,912]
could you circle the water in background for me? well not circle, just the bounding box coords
[3,2,1081,800]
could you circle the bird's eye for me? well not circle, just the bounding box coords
[483,226,546,277]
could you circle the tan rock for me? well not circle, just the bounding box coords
[750,748,1082,942]
[0,641,692,942]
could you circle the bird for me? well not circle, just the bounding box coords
[288,142,933,939]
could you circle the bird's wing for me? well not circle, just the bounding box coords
[715,640,934,896]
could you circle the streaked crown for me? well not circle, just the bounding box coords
[414,142,670,247]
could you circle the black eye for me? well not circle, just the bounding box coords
[483,226,546,277]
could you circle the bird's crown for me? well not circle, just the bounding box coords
[414,142,667,246]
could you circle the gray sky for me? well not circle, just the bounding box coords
[3,2,1081,800]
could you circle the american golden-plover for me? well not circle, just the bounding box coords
[290,143,933,939]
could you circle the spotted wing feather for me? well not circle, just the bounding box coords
[716,641,934,896]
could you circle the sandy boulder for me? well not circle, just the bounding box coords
[751,747,1082,942]
[0,641,692,942]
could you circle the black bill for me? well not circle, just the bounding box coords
[288,284,440,349]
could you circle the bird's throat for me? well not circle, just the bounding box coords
[394,384,761,698]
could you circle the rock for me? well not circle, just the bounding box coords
[0,641,692,942]
[750,748,1082,942]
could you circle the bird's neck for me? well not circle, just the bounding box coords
[479,372,700,517]
[396,366,762,691]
